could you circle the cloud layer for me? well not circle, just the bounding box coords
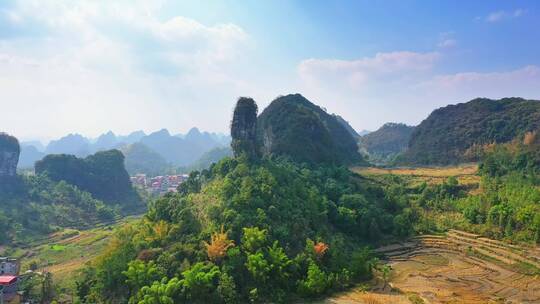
[0,1,538,139]
[0,1,255,140]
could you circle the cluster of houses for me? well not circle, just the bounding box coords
[0,257,19,303]
[130,174,189,195]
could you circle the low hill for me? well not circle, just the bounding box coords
[257,94,364,165]
[400,97,540,165]
[185,146,233,171]
[120,142,172,176]
[35,150,142,209]
[359,123,414,163]
[19,143,45,168]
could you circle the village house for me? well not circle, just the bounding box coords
[0,258,20,303]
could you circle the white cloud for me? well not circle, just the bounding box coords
[0,0,258,141]
[438,39,457,48]
[484,9,526,22]
[298,52,540,131]
[299,51,439,89]
[417,65,540,99]
[437,32,457,49]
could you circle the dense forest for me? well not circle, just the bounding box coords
[399,97,540,165]
[359,123,415,164]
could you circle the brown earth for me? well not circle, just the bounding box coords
[320,230,540,304]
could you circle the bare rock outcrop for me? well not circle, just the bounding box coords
[0,132,20,177]
[231,97,260,159]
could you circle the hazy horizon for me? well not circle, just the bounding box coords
[2,0,540,142]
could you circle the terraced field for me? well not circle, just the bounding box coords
[375,230,540,303]
[320,230,540,304]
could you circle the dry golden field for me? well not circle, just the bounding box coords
[352,164,480,189]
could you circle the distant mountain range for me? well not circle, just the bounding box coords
[18,128,231,174]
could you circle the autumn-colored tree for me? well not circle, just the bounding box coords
[204,226,235,261]
[313,242,329,259]
[142,220,171,246]
[524,131,537,146]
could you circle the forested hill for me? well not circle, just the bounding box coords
[359,123,414,163]
[35,150,142,209]
[333,114,360,139]
[399,97,540,165]
[75,96,415,304]
[257,94,364,165]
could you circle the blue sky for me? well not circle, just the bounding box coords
[1,0,539,142]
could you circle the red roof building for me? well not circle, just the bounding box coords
[0,275,16,285]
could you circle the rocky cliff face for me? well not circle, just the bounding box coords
[0,133,20,177]
[231,97,259,159]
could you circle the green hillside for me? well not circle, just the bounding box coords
[399,97,540,165]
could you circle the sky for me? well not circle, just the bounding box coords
[1,0,540,143]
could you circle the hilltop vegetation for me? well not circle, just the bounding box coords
[359,123,414,164]
[257,94,364,165]
[76,157,419,303]
[400,97,540,165]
